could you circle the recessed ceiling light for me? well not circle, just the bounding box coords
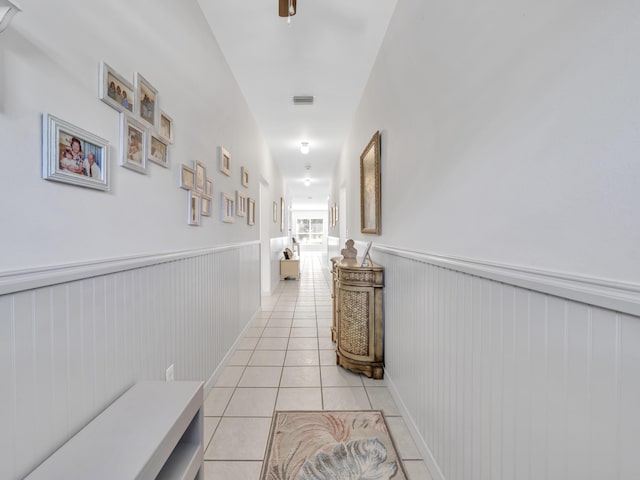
[304,179,311,187]
[300,142,309,155]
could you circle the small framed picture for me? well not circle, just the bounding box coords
[280,197,284,232]
[329,202,334,227]
[180,164,195,190]
[248,198,256,226]
[219,146,231,176]
[241,166,249,187]
[273,201,278,223]
[201,194,212,217]
[222,193,235,223]
[120,113,148,174]
[99,62,134,114]
[194,161,206,193]
[236,191,247,217]
[159,111,174,144]
[188,191,201,226]
[205,178,213,196]
[42,113,109,191]
[148,134,169,168]
[135,73,158,128]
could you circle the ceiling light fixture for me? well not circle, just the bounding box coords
[300,142,310,155]
[304,179,311,187]
[0,0,21,34]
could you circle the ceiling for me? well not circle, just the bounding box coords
[197,0,398,210]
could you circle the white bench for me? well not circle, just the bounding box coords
[25,381,204,480]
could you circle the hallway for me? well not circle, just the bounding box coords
[201,252,431,479]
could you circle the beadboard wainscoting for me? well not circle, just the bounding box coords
[0,242,261,480]
[327,235,340,268]
[373,245,640,480]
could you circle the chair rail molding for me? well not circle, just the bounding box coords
[373,244,640,317]
[0,241,261,296]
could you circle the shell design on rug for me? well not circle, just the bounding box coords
[297,438,398,480]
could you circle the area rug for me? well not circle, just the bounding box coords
[260,410,408,480]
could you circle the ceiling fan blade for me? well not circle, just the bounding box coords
[278,0,296,17]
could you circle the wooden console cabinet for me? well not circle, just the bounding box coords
[333,258,384,379]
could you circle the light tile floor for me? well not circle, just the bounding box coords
[203,252,432,479]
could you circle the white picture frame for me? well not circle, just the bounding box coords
[134,72,159,129]
[222,192,235,223]
[237,191,247,217]
[120,113,148,174]
[158,110,174,144]
[148,133,169,168]
[219,146,231,176]
[99,62,134,114]
[188,191,201,226]
[42,113,109,191]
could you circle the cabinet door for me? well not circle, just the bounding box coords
[337,284,375,361]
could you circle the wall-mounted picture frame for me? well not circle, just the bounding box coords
[222,192,235,223]
[248,198,256,226]
[148,134,169,168]
[241,166,249,187]
[335,203,339,225]
[120,113,148,174]
[329,202,334,227]
[201,194,212,217]
[360,130,381,234]
[205,178,213,196]
[180,164,195,190]
[135,72,158,129]
[273,201,278,223]
[194,161,206,193]
[236,190,247,217]
[280,197,284,232]
[159,111,174,144]
[99,62,134,114]
[42,113,109,191]
[188,191,201,226]
[219,146,231,176]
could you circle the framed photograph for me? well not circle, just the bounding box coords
[42,113,109,191]
[148,134,169,168]
[280,196,284,232]
[180,164,195,190]
[205,178,213,196]
[273,201,277,223]
[236,190,247,217]
[241,166,249,187]
[120,113,148,174]
[201,194,212,217]
[335,203,339,225]
[188,191,201,226]
[329,203,334,227]
[159,111,174,144]
[135,73,158,128]
[99,62,134,114]
[219,146,231,176]
[248,198,256,226]
[194,161,206,193]
[222,192,235,223]
[360,130,381,234]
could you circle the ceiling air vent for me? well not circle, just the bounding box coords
[293,96,314,106]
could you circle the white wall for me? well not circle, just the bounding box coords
[333,0,640,478]
[0,0,285,272]
[0,1,287,478]
[333,0,640,285]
